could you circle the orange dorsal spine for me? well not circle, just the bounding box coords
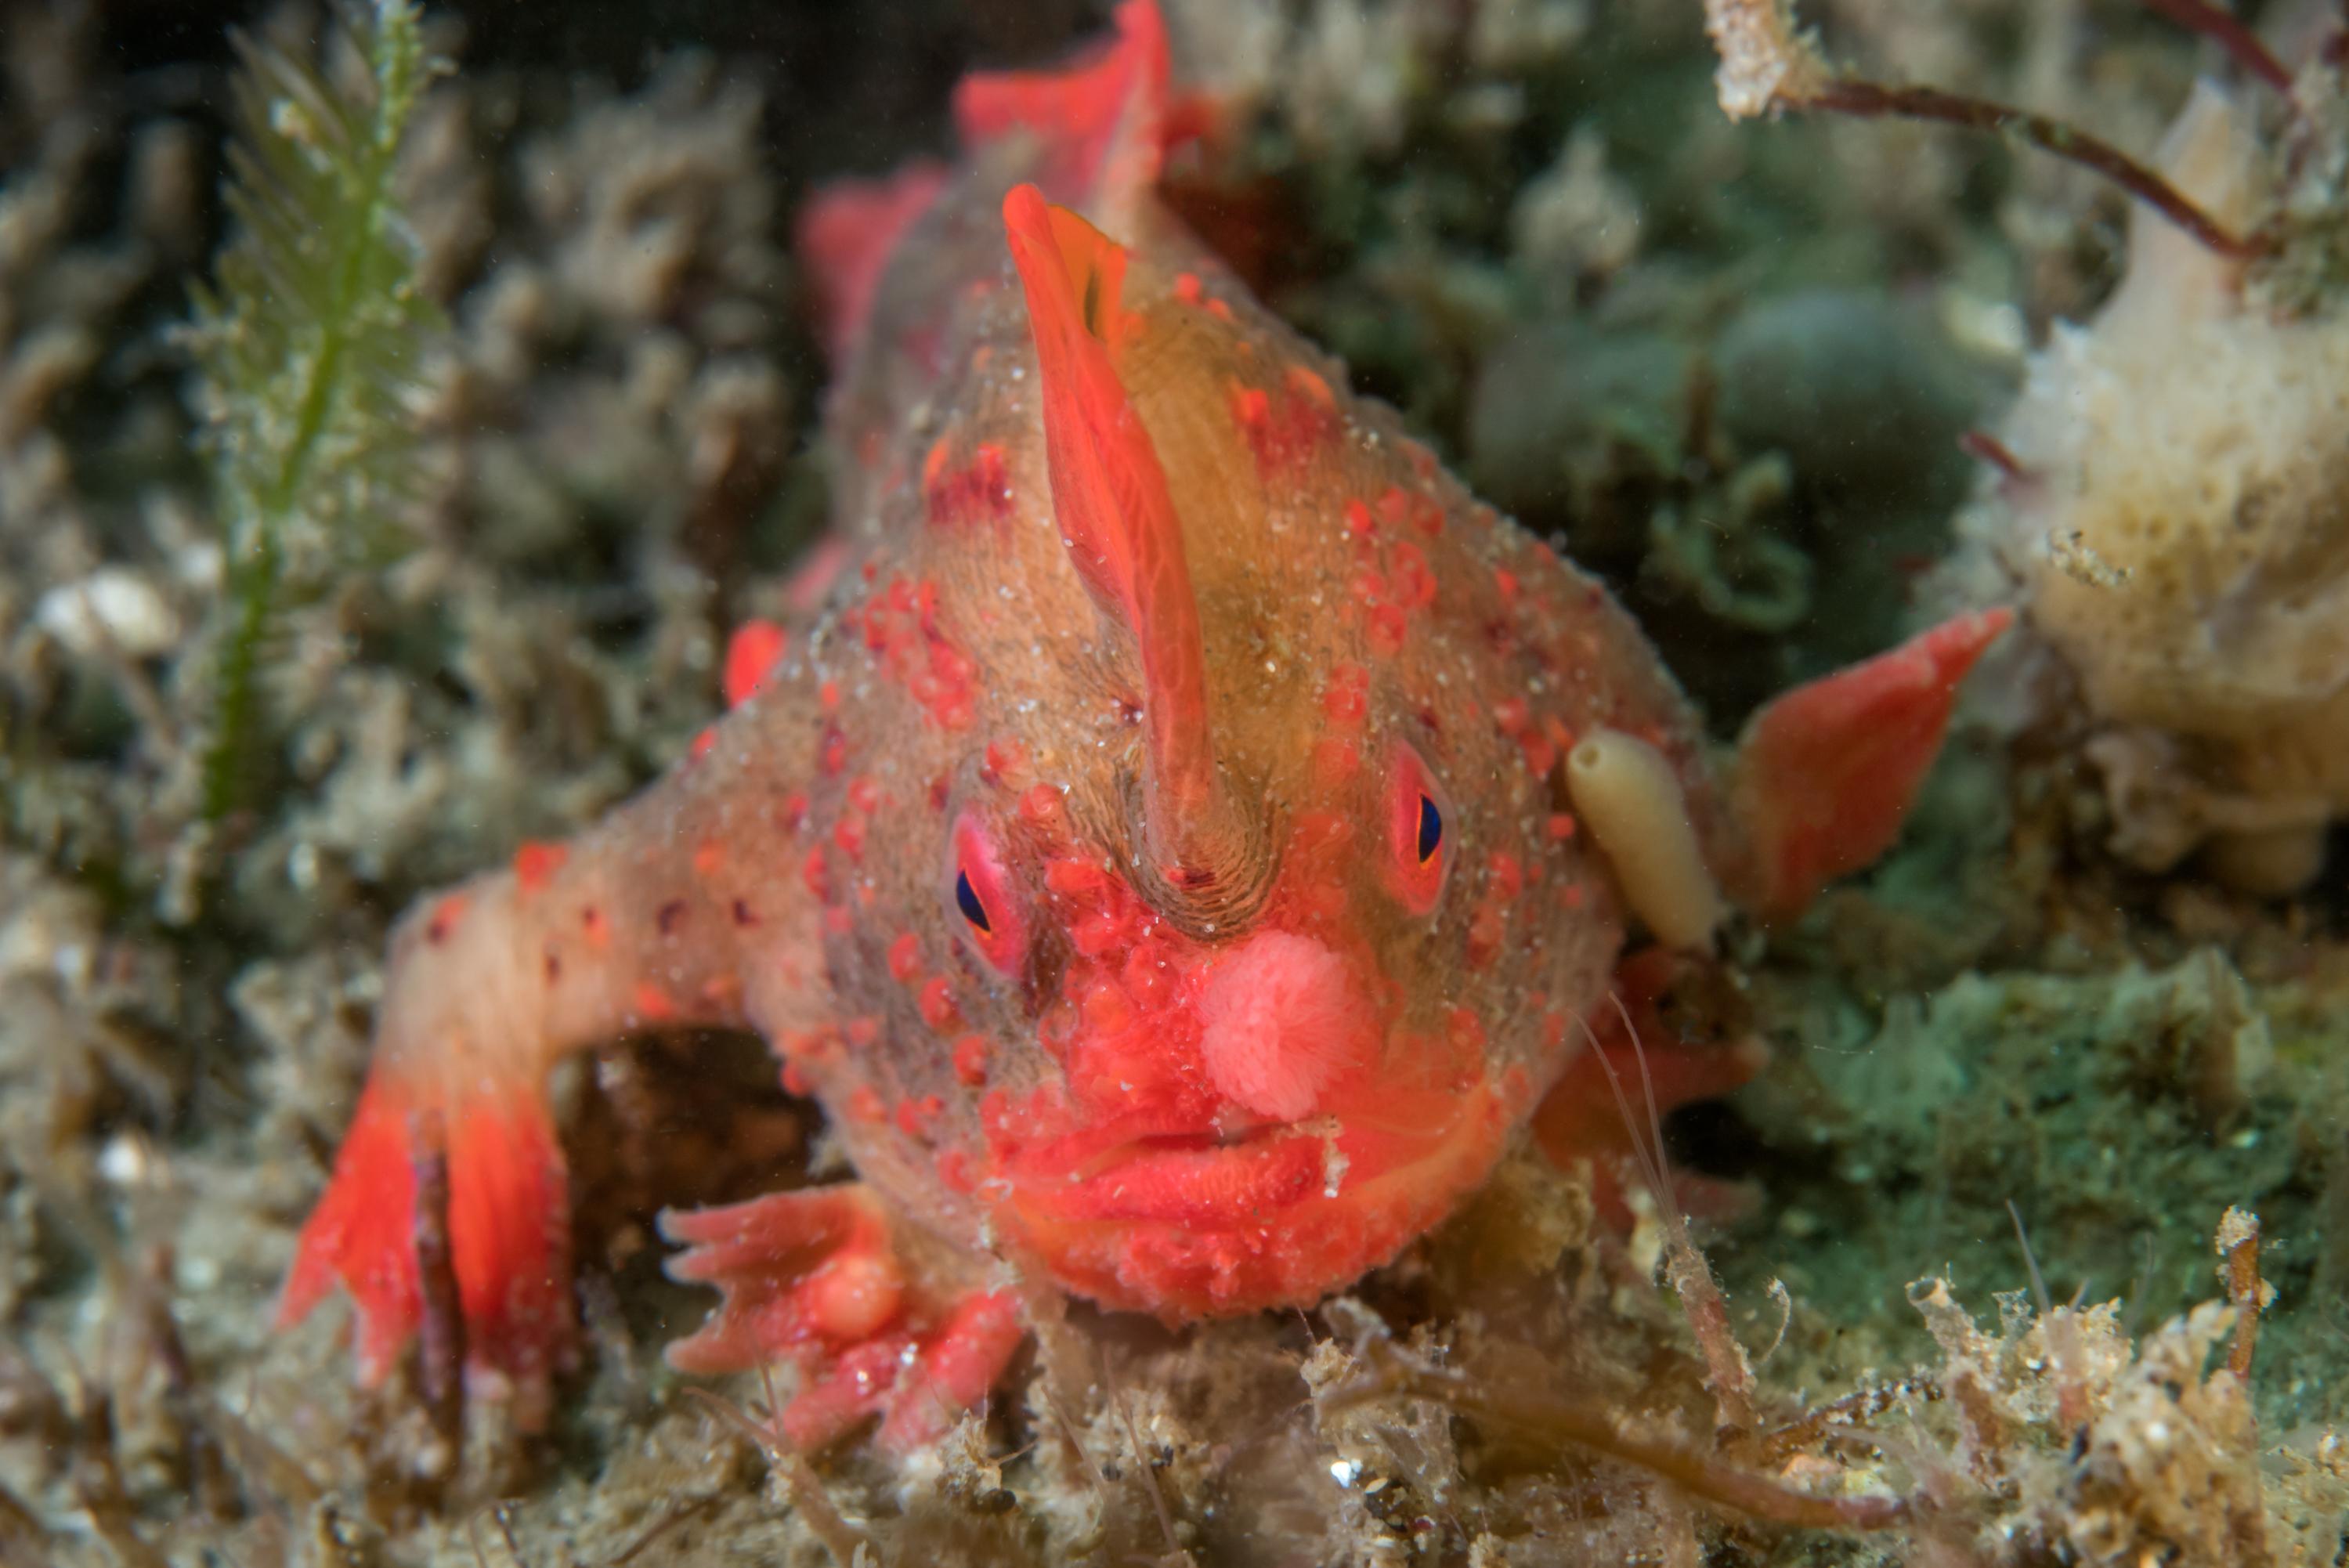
[1003,183,1225,864]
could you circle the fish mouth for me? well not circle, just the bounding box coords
[989,1077,1508,1319]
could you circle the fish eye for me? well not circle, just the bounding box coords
[1387,744,1452,916]
[949,812,1026,973]
[955,869,992,933]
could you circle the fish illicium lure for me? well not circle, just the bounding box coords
[279,0,2008,1451]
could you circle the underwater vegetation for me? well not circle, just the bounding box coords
[0,1,2347,1566]
[187,0,444,822]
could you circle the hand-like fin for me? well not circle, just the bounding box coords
[660,1187,1024,1453]
[1733,609,2012,917]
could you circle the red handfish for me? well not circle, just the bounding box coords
[280,0,2007,1451]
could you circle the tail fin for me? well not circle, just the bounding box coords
[955,0,1173,222]
[1731,609,2012,919]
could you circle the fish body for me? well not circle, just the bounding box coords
[281,2,2004,1447]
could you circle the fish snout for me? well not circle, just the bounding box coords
[1193,930,1375,1122]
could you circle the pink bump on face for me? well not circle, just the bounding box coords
[1194,930,1371,1121]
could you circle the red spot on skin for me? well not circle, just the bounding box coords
[938,1147,975,1192]
[802,848,832,901]
[1546,812,1578,841]
[826,905,855,935]
[923,441,1014,527]
[1322,663,1369,728]
[1205,297,1233,323]
[724,620,790,708]
[1122,941,1173,1008]
[847,1086,887,1125]
[1487,853,1525,902]
[819,681,841,713]
[895,1097,945,1138]
[1387,541,1436,611]
[1494,567,1520,605]
[1368,605,1408,657]
[983,738,1028,784]
[857,573,981,729]
[1411,495,1444,537]
[1229,375,1337,477]
[1070,912,1126,959]
[1519,729,1559,777]
[782,1061,814,1097]
[581,905,609,952]
[847,1017,882,1048]
[691,728,719,762]
[833,812,868,862]
[633,981,678,1023]
[425,894,468,945]
[693,840,725,879]
[920,979,960,1031]
[1044,856,1111,898]
[888,933,923,983]
[1494,697,1530,737]
[780,793,810,834]
[1376,486,1410,528]
[1312,737,1359,787]
[513,841,566,893]
[1229,382,1270,430]
[848,776,884,816]
[1019,784,1064,826]
[822,727,849,775]
[1285,364,1335,406]
[1172,271,1202,305]
[1344,497,1374,537]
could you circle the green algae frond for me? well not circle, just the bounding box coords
[189,0,444,820]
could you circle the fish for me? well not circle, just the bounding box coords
[277,0,2009,1451]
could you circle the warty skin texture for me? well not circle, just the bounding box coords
[281,2,1999,1447]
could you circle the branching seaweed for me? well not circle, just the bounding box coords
[188,0,444,820]
[1700,0,2273,258]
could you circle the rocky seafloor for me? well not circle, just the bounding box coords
[2,0,2347,1563]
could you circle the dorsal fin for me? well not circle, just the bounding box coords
[794,161,949,363]
[1004,182,1241,898]
[956,0,1172,222]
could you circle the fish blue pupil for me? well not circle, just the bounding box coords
[956,869,991,932]
[1416,794,1443,863]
